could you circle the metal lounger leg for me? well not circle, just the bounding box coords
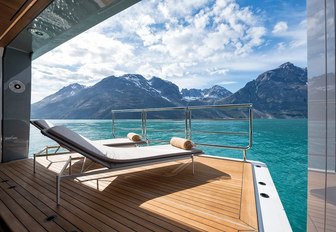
[46,146,49,161]
[81,157,87,173]
[56,175,61,205]
[69,156,72,175]
[57,156,72,205]
[33,153,36,174]
[81,159,95,172]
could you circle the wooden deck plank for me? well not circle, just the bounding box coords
[0,181,46,232]
[7,162,141,232]
[0,164,112,232]
[21,164,172,232]
[110,172,241,217]
[70,157,254,231]
[27,160,233,232]
[46,155,255,231]
[124,168,242,199]
[23,160,197,231]
[106,178,245,230]
[0,155,259,232]
[31,159,240,231]
[240,163,258,231]
[29,164,193,232]
[308,171,336,232]
[74,176,229,231]
[0,168,79,232]
[19,159,202,232]
[0,176,64,232]
[0,197,28,232]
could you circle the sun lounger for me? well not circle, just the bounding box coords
[31,120,146,147]
[40,126,203,204]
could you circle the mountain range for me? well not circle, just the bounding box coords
[31,62,307,119]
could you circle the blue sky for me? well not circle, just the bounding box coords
[32,0,307,103]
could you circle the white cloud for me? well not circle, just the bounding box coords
[272,19,306,55]
[32,0,306,103]
[276,42,286,50]
[272,21,288,34]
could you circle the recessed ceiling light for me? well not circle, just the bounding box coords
[27,27,50,39]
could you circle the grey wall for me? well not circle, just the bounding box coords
[2,47,31,162]
[0,47,3,162]
[307,0,336,230]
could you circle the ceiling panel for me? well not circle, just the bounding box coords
[0,3,18,20]
[1,0,141,59]
[9,0,140,59]
[0,0,52,48]
[1,0,26,10]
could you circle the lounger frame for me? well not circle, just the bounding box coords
[39,128,202,205]
[31,119,147,150]
[55,153,196,205]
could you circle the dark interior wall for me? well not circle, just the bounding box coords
[0,48,3,162]
[2,47,31,162]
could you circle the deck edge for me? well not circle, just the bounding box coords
[250,161,292,232]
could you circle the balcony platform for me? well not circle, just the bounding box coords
[0,154,258,231]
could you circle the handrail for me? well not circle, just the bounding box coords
[111,103,252,113]
[111,104,253,161]
[192,130,248,135]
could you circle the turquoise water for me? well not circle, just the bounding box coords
[29,119,307,232]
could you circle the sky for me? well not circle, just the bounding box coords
[31,0,307,103]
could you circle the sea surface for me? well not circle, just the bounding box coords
[29,119,307,232]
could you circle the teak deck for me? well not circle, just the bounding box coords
[308,170,336,232]
[0,154,258,231]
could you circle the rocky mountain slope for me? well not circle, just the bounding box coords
[219,62,307,118]
[181,85,232,101]
[32,74,180,118]
[31,62,307,119]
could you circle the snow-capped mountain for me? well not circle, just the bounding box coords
[31,62,307,119]
[220,62,307,118]
[181,85,232,101]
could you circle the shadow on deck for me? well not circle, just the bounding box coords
[0,154,258,231]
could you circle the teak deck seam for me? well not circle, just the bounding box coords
[0,154,258,231]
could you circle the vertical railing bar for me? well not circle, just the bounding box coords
[141,111,144,138]
[243,149,247,162]
[188,109,192,140]
[112,112,116,138]
[144,111,148,143]
[249,107,253,148]
[112,104,253,159]
[184,108,188,139]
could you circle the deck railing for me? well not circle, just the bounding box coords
[111,104,253,160]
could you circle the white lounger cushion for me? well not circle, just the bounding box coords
[93,138,145,146]
[44,126,202,164]
[32,120,145,146]
[105,145,200,163]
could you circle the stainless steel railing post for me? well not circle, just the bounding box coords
[144,111,147,142]
[141,111,144,138]
[141,111,148,143]
[184,108,188,139]
[188,109,192,140]
[248,107,253,148]
[112,104,254,161]
[112,112,116,138]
